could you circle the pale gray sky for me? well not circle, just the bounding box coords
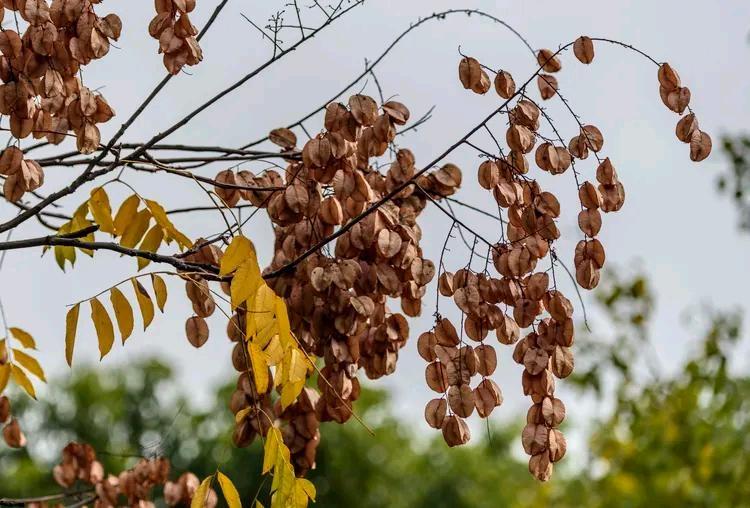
[3,0,750,465]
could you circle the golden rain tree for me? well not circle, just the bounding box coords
[0,1,712,507]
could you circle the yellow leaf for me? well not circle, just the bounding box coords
[12,349,45,382]
[110,287,134,344]
[145,199,191,250]
[65,304,79,367]
[235,407,251,424]
[296,478,316,502]
[11,364,36,399]
[0,364,9,393]
[275,296,292,348]
[220,236,256,276]
[9,327,36,349]
[217,472,242,508]
[249,284,277,333]
[264,336,284,366]
[70,206,95,257]
[280,379,305,410]
[120,208,152,248]
[255,502,264,508]
[114,194,140,237]
[132,279,154,330]
[191,475,214,508]
[263,427,282,474]
[248,342,269,394]
[273,459,295,507]
[151,274,168,312]
[255,322,277,350]
[54,222,76,271]
[231,259,262,308]
[137,225,164,270]
[90,298,115,359]
[88,187,115,234]
[293,478,315,508]
[285,349,309,384]
[54,245,67,271]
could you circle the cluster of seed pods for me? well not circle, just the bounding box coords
[0,0,120,201]
[51,441,209,508]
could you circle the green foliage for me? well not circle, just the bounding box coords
[720,135,750,230]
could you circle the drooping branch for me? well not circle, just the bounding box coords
[241,8,536,150]
[0,227,218,277]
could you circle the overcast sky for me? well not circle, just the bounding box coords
[3,0,750,465]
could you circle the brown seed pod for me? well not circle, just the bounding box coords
[0,396,10,423]
[185,316,209,348]
[477,160,500,189]
[417,331,438,362]
[268,128,297,149]
[529,452,553,481]
[464,315,488,342]
[537,74,558,100]
[689,130,712,162]
[494,70,516,99]
[550,346,574,378]
[320,196,344,225]
[424,398,447,429]
[435,318,460,347]
[546,291,573,322]
[676,113,699,143]
[303,137,332,167]
[548,428,567,463]
[382,100,410,125]
[599,181,626,213]
[2,418,26,448]
[580,125,604,152]
[506,124,535,153]
[578,208,602,237]
[657,62,681,92]
[523,348,549,375]
[525,272,549,301]
[567,135,589,160]
[376,229,402,259]
[542,397,566,427]
[665,87,691,114]
[536,49,561,73]
[521,423,549,455]
[425,361,449,393]
[438,272,455,297]
[496,314,520,345]
[441,414,471,447]
[474,378,503,418]
[349,94,378,126]
[573,36,595,64]
[474,344,497,376]
[578,181,602,209]
[447,384,475,418]
[535,142,559,172]
[575,260,600,290]
[459,56,486,92]
[595,158,618,185]
[512,100,540,130]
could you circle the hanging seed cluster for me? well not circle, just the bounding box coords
[414,36,712,482]
[149,0,203,75]
[0,0,120,201]
[52,441,213,507]
[198,93,469,474]
[0,395,26,448]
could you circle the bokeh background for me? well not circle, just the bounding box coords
[2,1,750,506]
